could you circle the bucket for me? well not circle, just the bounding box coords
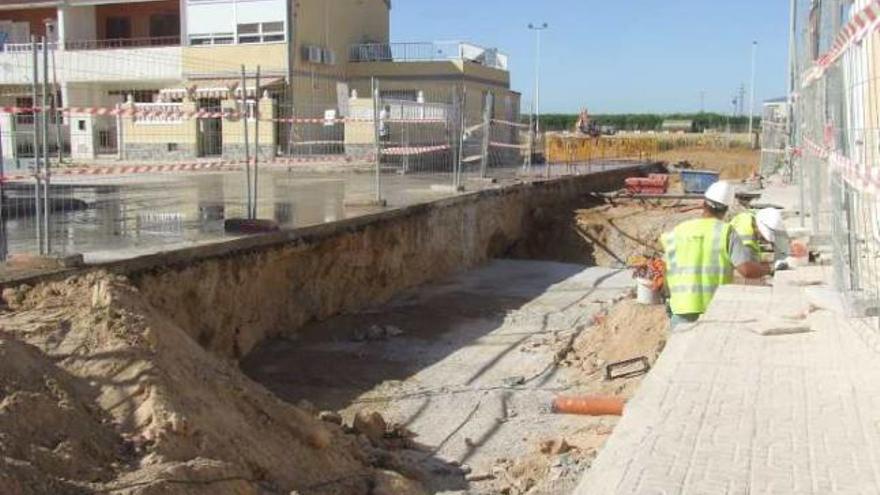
[636,278,661,305]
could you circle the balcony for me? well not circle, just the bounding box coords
[0,40,182,84]
[349,41,509,71]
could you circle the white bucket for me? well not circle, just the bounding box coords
[636,277,662,305]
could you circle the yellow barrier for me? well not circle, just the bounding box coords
[545,135,661,164]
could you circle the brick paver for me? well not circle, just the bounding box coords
[576,266,880,494]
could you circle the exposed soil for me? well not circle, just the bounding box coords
[0,273,425,494]
[481,299,669,495]
[654,147,760,181]
[575,201,700,267]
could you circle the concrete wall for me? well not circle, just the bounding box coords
[296,0,389,73]
[220,96,275,159]
[92,165,660,360]
[120,99,198,159]
[182,43,286,77]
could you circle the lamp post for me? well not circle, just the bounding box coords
[748,40,758,139]
[528,22,548,134]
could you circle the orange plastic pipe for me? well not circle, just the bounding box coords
[552,395,625,416]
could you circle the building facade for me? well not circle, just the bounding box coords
[0,0,519,165]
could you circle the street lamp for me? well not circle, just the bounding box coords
[528,22,548,134]
[748,40,758,140]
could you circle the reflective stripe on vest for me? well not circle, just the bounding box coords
[662,218,734,316]
[730,212,760,259]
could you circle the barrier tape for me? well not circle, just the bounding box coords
[489,141,529,150]
[491,118,528,129]
[801,0,880,88]
[381,144,450,156]
[0,155,377,182]
[0,106,453,125]
[802,137,879,194]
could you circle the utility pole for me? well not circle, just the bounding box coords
[748,41,758,139]
[528,22,548,134]
[700,91,706,114]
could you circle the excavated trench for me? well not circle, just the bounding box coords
[0,164,676,494]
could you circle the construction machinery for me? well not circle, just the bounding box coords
[575,108,602,138]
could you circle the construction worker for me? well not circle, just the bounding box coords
[730,208,790,268]
[662,181,771,327]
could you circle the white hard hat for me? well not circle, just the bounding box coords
[704,180,735,209]
[755,208,785,244]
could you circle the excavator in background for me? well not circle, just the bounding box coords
[575,108,615,137]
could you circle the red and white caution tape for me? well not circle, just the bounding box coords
[489,141,529,150]
[491,118,528,129]
[801,0,880,88]
[381,144,450,156]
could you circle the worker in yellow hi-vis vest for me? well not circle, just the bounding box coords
[730,208,790,268]
[662,181,771,328]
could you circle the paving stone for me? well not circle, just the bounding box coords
[575,268,880,494]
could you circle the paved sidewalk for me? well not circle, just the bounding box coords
[575,265,880,494]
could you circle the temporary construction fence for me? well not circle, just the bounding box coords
[795,0,880,317]
[0,39,532,263]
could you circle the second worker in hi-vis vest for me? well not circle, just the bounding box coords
[662,181,770,328]
[730,208,790,268]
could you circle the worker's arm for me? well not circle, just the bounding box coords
[735,260,772,279]
[729,230,772,279]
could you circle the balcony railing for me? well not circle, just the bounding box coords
[349,41,509,71]
[0,36,180,53]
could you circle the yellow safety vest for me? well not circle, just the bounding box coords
[730,212,760,260]
[662,218,734,316]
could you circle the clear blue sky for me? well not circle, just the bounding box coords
[391,0,790,114]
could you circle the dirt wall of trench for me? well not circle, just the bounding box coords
[91,165,662,360]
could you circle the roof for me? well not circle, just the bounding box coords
[763,96,788,104]
[661,119,693,126]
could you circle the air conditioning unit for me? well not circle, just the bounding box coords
[302,45,323,63]
[322,48,336,65]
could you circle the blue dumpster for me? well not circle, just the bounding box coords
[680,170,720,194]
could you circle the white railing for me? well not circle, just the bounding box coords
[133,103,183,125]
[349,41,509,71]
[0,37,179,53]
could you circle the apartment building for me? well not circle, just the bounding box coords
[0,0,519,164]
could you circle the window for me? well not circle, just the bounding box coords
[189,33,234,45]
[149,13,180,39]
[106,16,131,39]
[15,96,33,125]
[237,21,285,44]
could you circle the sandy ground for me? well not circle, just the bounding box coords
[0,273,425,494]
[653,147,760,181]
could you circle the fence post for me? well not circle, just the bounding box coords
[479,91,492,179]
[0,116,6,262]
[31,36,42,255]
[51,43,62,165]
[41,37,50,255]
[371,77,382,204]
[253,65,260,219]
[240,65,252,219]
[115,103,123,160]
[456,84,466,190]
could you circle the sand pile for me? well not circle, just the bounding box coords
[564,299,668,398]
[0,272,417,494]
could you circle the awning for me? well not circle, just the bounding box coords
[158,77,284,100]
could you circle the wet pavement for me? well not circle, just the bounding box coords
[0,160,640,264]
